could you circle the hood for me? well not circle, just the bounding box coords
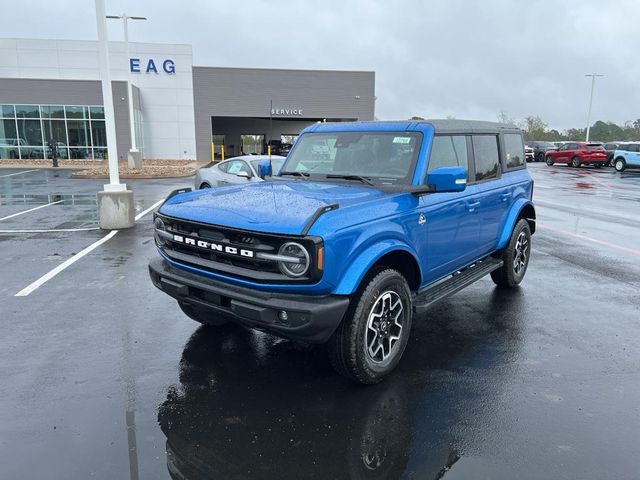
[159,181,389,235]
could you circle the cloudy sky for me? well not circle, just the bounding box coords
[3,0,639,130]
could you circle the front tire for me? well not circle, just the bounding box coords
[491,219,531,288]
[178,301,229,326]
[571,156,581,168]
[545,155,554,166]
[614,158,626,172]
[199,182,211,189]
[535,152,544,162]
[328,268,412,384]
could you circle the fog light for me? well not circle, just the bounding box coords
[278,310,288,321]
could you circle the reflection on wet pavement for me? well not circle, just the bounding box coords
[158,288,525,479]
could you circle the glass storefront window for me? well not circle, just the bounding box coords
[91,120,106,147]
[69,147,91,160]
[16,119,44,146]
[42,119,67,144]
[67,120,90,146]
[41,105,65,119]
[65,106,89,119]
[93,148,108,160]
[1,119,19,160]
[0,104,117,162]
[15,105,40,118]
[1,105,15,118]
[89,106,104,119]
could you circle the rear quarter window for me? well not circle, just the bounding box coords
[503,133,525,170]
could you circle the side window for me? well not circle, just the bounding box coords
[503,133,525,169]
[217,161,230,173]
[226,160,244,174]
[472,135,500,182]
[427,135,469,175]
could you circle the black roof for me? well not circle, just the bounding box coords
[416,119,520,134]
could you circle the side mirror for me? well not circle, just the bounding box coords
[257,162,272,179]
[236,171,252,179]
[426,166,467,192]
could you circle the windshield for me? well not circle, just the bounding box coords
[281,131,422,184]
[250,158,285,174]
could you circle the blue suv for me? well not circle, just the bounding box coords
[149,120,536,383]
[612,143,640,172]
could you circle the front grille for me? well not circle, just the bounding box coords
[155,213,322,283]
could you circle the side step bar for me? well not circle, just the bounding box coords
[413,257,503,315]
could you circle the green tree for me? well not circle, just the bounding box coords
[520,116,549,141]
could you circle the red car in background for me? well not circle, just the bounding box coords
[545,142,608,168]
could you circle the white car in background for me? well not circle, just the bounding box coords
[194,155,286,189]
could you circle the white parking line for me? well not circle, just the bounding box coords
[14,199,164,297]
[0,199,64,222]
[0,169,38,178]
[14,230,119,297]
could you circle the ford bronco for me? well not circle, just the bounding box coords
[149,120,535,384]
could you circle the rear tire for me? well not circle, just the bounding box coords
[328,268,412,384]
[200,183,211,189]
[545,155,554,166]
[178,301,229,326]
[614,158,626,172]
[491,219,531,288]
[571,156,581,168]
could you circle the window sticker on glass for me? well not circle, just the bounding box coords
[393,137,412,144]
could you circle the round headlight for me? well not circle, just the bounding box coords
[278,242,310,278]
[154,217,166,246]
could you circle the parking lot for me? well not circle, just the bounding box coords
[1,164,639,479]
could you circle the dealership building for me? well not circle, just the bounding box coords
[0,38,375,162]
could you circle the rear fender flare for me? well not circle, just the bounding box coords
[496,199,536,250]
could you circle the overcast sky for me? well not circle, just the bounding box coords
[3,0,639,130]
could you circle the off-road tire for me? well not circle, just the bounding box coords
[571,156,581,168]
[545,155,554,166]
[328,268,412,384]
[178,301,230,326]
[491,219,531,288]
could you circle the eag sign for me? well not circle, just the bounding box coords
[130,58,176,74]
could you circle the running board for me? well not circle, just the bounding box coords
[413,257,503,315]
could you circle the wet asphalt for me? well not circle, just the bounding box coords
[1,164,639,479]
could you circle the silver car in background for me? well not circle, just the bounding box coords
[194,155,287,189]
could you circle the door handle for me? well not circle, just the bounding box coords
[466,201,480,212]
[499,192,511,202]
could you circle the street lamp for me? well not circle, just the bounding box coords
[95,0,134,229]
[584,73,604,142]
[107,13,147,169]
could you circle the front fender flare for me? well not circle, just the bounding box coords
[333,240,420,295]
[496,199,536,250]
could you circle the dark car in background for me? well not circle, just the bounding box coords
[603,142,625,166]
[525,141,557,162]
[544,142,608,168]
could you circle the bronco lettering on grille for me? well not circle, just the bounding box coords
[173,234,255,258]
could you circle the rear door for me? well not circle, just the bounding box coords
[470,134,506,253]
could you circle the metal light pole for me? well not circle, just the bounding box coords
[107,13,147,169]
[584,73,604,142]
[95,0,134,229]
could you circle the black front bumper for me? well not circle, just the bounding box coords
[149,258,350,343]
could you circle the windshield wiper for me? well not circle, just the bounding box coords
[279,171,310,179]
[325,174,375,186]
